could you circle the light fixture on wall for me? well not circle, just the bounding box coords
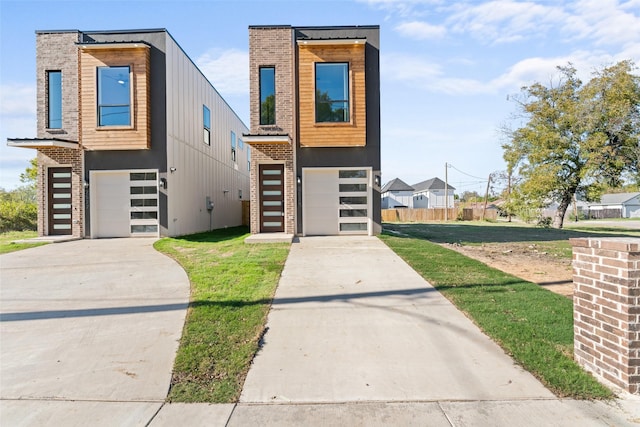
[169,167,177,173]
[83,181,89,189]
[374,175,381,187]
[297,176,302,185]
[159,178,167,189]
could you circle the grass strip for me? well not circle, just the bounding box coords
[0,231,46,254]
[379,230,614,399]
[154,226,289,403]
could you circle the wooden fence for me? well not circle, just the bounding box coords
[382,207,497,222]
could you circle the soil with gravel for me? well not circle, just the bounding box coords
[442,242,574,298]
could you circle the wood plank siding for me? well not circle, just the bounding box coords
[80,46,150,150]
[298,43,366,147]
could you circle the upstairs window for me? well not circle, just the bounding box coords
[260,67,275,125]
[97,66,131,126]
[203,105,211,145]
[47,71,62,129]
[231,130,237,162]
[315,63,349,123]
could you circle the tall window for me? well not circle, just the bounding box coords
[260,67,275,125]
[231,130,237,162]
[47,71,62,129]
[203,105,211,145]
[315,63,349,123]
[97,66,131,126]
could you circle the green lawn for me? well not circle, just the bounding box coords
[380,223,615,399]
[385,221,640,260]
[154,226,289,403]
[0,230,46,254]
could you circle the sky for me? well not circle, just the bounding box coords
[1,0,639,195]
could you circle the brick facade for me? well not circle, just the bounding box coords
[34,32,84,237]
[247,27,296,234]
[36,31,80,141]
[249,144,295,235]
[571,237,640,394]
[36,148,83,237]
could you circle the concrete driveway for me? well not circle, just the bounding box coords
[0,238,189,425]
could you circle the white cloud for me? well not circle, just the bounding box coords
[395,21,446,39]
[382,49,632,96]
[0,83,36,116]
[448,1,567,44]
[196,48,249,97]
[564,0,640,48]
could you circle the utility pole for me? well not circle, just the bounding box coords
[444,162,448,222]
[482,174,491,221]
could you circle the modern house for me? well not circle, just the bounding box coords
[8,29,250,239]
[586,192,640,219]
[244,25,381,237]
[381,178,413,209]
[412,177,455,209]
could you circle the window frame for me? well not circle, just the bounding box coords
[47,70,62,129]
[231,130,237,162]
[203,105,211,145]
[259,66,276,125]
[314,62,350,123]
[97,65,132,127]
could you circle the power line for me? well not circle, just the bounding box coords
[448,164,487,181]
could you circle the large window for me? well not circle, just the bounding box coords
[203,105,211,145]
[260,67,275,125]
[315,63,349,123]
[47,71,62,129]
[97,66,131,126]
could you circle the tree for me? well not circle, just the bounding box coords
[502,61,640,228]
[0,158,38,232]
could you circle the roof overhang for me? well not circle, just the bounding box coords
[297,38,366,46]
[7,138,79,149]
[77,41,150,50]
[242,134,291,145]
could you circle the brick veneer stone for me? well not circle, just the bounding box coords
[247,27,295,234]
[34,32,83,237]
[571,237,640,394]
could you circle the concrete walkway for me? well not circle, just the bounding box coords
[2,236,639,426]
[150,236,640,426]
[0,238,190,426]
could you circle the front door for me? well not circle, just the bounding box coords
[259,164,285,233]
[48,167,72,235]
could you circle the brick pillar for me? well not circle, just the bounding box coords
[571,237,640,394]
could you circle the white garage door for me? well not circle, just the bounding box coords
[91,170,159,238]
[303,168,371,236]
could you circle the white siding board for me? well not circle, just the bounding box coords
[164,36,249,236]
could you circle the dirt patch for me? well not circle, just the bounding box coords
[442,242,574,298]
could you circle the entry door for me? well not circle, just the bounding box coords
[259,164,285,232]
[48,167,72,235]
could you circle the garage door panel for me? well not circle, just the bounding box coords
[92,171,159,238]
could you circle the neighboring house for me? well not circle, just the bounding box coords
[412,177,455,209]
[8,29,250,238]
[586,193,640,218]
[244,25,381,236]
[381,178,414,208]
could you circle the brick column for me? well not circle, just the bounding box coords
[571,237,640,394]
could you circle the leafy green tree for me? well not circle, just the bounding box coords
[503,61,640,228]
[0,158,38,232]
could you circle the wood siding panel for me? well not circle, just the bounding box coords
[80,47,150,150]
[298,44,366,147]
